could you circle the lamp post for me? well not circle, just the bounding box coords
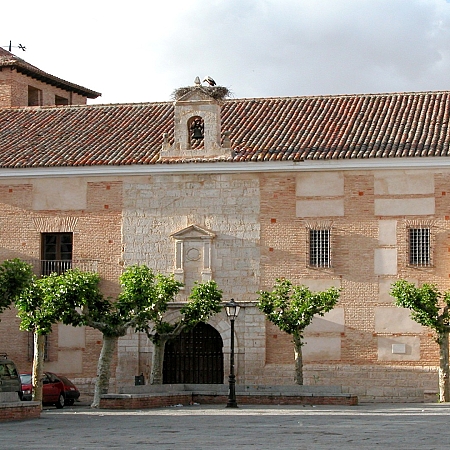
[225,298,240,408]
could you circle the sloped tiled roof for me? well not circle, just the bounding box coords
[0,48,101,99]
[1,90,450,168]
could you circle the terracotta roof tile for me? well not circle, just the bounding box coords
[1,91,450,168]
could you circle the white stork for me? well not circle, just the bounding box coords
[203,76,216,86]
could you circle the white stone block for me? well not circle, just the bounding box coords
[374,307,423,333]
[296,199,344,217]
[303,336,341,360]
[378,336,420,361]
[58,324,85,348]
[378,278,397,303]
[374,171,434,195]
[374,248,397,275]
[45,350,83,373]
[378,220,397,246]
[296,172,344,196]
[375,198,435,216]
[306,308,345,333]
[33,177,87,210]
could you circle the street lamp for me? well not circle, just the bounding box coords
[225,298,240,408]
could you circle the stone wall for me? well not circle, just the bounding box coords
[121,173,260,297]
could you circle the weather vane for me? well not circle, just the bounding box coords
[1,41,26,52]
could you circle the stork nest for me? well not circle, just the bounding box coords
[172,85,231,101]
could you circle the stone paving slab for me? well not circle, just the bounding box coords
[1,402,450,449]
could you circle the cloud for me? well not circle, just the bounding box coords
[3,0,450,103]
[150,0,450,99]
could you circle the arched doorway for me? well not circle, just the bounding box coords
[163,323,224,384]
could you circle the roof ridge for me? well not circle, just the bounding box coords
[232,90,450,102]
[4,90,448,111]
[0,101,174,112]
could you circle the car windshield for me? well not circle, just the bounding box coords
[6,363,18,378]
[20,374,32,384]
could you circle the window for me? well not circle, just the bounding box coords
[41,233,73,275]
[55,95,69,106]
[309,229,331,267]
[409,228,430,266]
[28,86,42,106]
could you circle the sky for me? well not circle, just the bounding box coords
[3,0,450,105]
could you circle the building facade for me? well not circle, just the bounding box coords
[0,49,448,401]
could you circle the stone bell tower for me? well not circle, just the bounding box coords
[160,78,231,159]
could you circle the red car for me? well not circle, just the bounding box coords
[20,372,80,408]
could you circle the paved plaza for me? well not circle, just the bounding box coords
[2,402,450,449]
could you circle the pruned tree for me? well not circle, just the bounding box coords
[84,265,183,408]
[257,278,341,385]
[0,258,34,319]
[81,298,132,409]
[15,269,101,406]
[137,280,223,385]
[390,280,450,402]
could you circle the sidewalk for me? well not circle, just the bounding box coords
[2,402,450,449]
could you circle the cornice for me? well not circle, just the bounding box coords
[0,157,449,179]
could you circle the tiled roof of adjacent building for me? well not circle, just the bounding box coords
[0,48,101,99]
[1,90,450,168]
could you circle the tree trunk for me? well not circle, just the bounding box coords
[293,333,304,385]
[32,333,45,407]
[91,334,117,408]
[438,330,449,402]
[150,337,168,385]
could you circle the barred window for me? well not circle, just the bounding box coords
[41,233,73,276]
[409,228,430,266]
[309,229,331,267]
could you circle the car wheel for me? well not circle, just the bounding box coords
[55,393,65,409]
[66,399,74,406]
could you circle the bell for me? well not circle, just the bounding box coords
[192,127,203,139]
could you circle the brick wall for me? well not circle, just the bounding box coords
[1,168,449,401]
[0,176,122,382]
[99,392,357,409]
[258,170,446,399]
[0,403,41,422]
[0,67,87,107]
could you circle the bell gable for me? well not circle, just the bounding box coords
[160,81,232,160]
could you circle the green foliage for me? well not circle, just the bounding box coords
[119,265,184,334]
[390,280,450,337]
[0,259,34,317]
[118,265,183,317]
[142,279,223,344]
[85,266,222,342]
[16,269,102,335]
[257,278,341,340]
[180,281,223,329]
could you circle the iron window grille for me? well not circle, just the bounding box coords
[309,229,331,268]
[41,233,73,275]
[409,228,431,266]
